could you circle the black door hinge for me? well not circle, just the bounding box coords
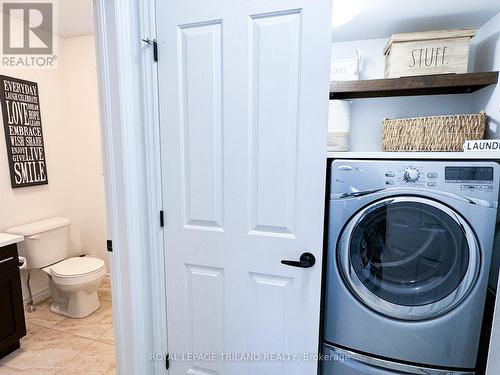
[106,240,113,253]
[142,38,158,62]
[160,210,164,227]
[165,353,170,370]
[153,40,158,62]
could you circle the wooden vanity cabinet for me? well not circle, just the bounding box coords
[0,243,26,358]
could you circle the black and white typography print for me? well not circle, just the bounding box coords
[0,75,48,188]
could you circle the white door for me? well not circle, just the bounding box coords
[156,0,332,374]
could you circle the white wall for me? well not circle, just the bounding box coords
[471,12,500,139]
[0,37,80,246]
[331,28,496,151]
[63,36,108,270]
[0,35,107,302]
[0,35,79,302]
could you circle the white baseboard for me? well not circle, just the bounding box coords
[23,287,51,306]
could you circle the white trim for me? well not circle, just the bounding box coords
[92,2,128,374]
[93,0,165,374]
[137,1,169,374]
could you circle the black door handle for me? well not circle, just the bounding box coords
[281,252,316,268]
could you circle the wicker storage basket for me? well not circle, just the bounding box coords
[381,112,486,152]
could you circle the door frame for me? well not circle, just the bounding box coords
[93,0,168,374]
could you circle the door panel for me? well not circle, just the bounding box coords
[248,272,292,342]
[179,21,224,230]
[248,273,293,370]
[185,265,225,374]
[156,0,332,374]
[249,10,301,237]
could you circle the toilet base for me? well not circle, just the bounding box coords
[48,275,104,319]
[50,290,101,318]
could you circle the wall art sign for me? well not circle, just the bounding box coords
[0,75,48,188]
[463,139,500,152]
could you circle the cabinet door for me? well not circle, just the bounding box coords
[0,267,26,353]
[156,0,332,374]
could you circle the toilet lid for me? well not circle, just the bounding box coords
[49,257,105,278]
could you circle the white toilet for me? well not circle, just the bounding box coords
[7,217,106,318]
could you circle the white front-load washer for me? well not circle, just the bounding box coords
[322,160,499,375]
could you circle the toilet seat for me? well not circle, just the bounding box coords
[43,257,105,279]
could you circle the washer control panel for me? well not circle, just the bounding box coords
[384,164,496,192]
[384,164,442,188]
[331,160,499,202]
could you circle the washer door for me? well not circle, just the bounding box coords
[338,196,480,320]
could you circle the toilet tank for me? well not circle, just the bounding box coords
[6,217,71,270]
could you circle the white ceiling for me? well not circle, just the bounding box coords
[57,0,94,38]
[332,0,500,42]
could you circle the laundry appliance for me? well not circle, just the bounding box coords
[323,160,499,375]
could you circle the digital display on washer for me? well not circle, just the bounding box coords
[445,167,494,182]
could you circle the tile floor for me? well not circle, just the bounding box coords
[0,277,115,375]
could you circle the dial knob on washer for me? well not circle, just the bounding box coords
[404,168,420,182]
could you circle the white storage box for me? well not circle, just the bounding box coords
[384,28,476,78]
[328,100,351,151]
[330,49,361,81]
[331,58,360,81]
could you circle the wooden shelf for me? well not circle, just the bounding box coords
[330,72,499,99]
